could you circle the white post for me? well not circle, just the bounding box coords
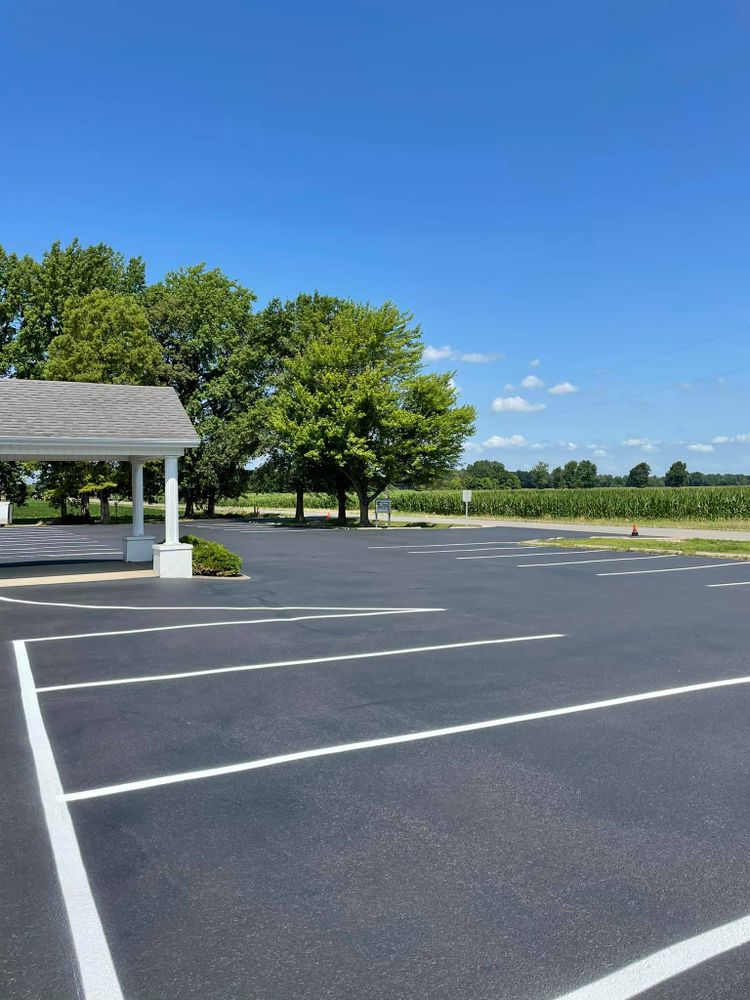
[152,455,192,577]
[164,456,179,545]
[123,458,155,562]
[132,460,144,536]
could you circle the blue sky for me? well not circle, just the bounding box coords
[3,0,749,474]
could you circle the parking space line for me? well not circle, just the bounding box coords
[552,911,750,1000]
[707,580,750,588]
[13,641,124,999]
[368,540,532,550]
[0,552,121,560]
[408,546,552,555]
[36,633,566,692]
[456,550,609,561]
[62,671,750,802]
[598,562,748,577]
[24,607,444,643]
[518,555,676,568]
[0,595,426,612]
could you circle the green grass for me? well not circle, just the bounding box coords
[9,499,181,524]
[523,536,750,559]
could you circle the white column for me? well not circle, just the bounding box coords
[164,456,180,545]
[131,460,145,536]
[123,458,156,562]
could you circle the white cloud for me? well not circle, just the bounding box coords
[622,437,652,447]
[463,441,484,454]
[491,395,546,413]
[460,351,502,363]
[548,381,579,395]
[711,433,750,444]
[447,377,462,394]
[482,434,528,448]
[593,449,609,458]
[423,345,455,361]
[556,440,578,451]
[504,383,515,391]
[521,374,545,389]
[688,443,714,453]
[529,358,541,368]
[712,436,731,444]
[423,345,502,363]
[737,433,750,443]
[642,443,660,454]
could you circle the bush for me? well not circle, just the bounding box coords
[180,534,242,576]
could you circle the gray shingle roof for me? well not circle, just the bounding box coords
[0,380,199,443]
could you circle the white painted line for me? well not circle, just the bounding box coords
[37,633,566,692]
[63,671,750,801]
[707,580,750,588]
[552,911,750,1000]
[0,552,122,560]
[13,641,124,998]
[24,607,443,643]
[368,540,532,550]
[518,555,677,568]
[598,562,747,577]
[408,546,552,555]
[456,550,609,561]
[0,595,429,612]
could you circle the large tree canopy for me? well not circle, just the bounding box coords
[267,301,476,524]
[44,289,162,384]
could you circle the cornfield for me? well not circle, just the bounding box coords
[388,487,750,521]
[234,487,750,521]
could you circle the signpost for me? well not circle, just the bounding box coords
[375,497,392,528]
[462,489,472,525]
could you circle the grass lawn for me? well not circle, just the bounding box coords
[8,499,178,525]
[523,536,750,560]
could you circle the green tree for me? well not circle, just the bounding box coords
[268,302,475,524]
[44,289,162,384]
[463,459,520,489]
[1,239,145,377]
[550,465,565,488]
[562,460,580,488]
[0,462,28,505]
[665,460,689,487]
[530,461,550,488]
[627,461,651,487]
[577,459,598,488]
[145,265,264,515]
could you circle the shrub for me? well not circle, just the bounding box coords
[180,534,242,576]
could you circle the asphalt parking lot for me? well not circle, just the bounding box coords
[2,520,750,999]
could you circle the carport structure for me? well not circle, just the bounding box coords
[0,379,199,577]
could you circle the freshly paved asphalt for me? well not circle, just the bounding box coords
[2,520,750,999]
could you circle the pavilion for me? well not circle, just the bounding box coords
[0,380,200,578]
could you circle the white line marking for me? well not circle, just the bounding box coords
[598,562,747,577]
[408,546,553,555]
[518,555,677,568]
[24,608,443,643]
[552,911,750,1000]
[0,551,121,560]
[63,671,750,801]
[0,595,428,612]
[456,550,609,561]
[707,580,750,588]
[368,540,533,550]
[13,641,124,998]
[37,634,565,692]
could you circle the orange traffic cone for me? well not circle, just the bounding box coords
[631,523,639,537]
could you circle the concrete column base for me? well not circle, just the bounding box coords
[123,535,156,562]
[153,542,193,578]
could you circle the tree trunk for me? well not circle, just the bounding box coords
[294,487,305,522]
[336,476,347,524]
[184,494,195,518]
[100,494,111,524]
[60,497,67,519]
[206,493,216,517]
[357,489,370,527]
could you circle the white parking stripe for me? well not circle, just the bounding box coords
[706,580,750,588]
[598,562,747,577]
[518,555,676,568]
[408,546,552,555]
[63,671,750,802]
[36,633,566,692]
[0,595,429,612]
[14,642,124,998]
[24,607,443,643]
[552,911,750,1000]
[456,550,609,561]
[369,540,532,550]
[0,551,121,561]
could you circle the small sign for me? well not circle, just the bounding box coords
[376,499,392,514]
[462,489,472,503]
